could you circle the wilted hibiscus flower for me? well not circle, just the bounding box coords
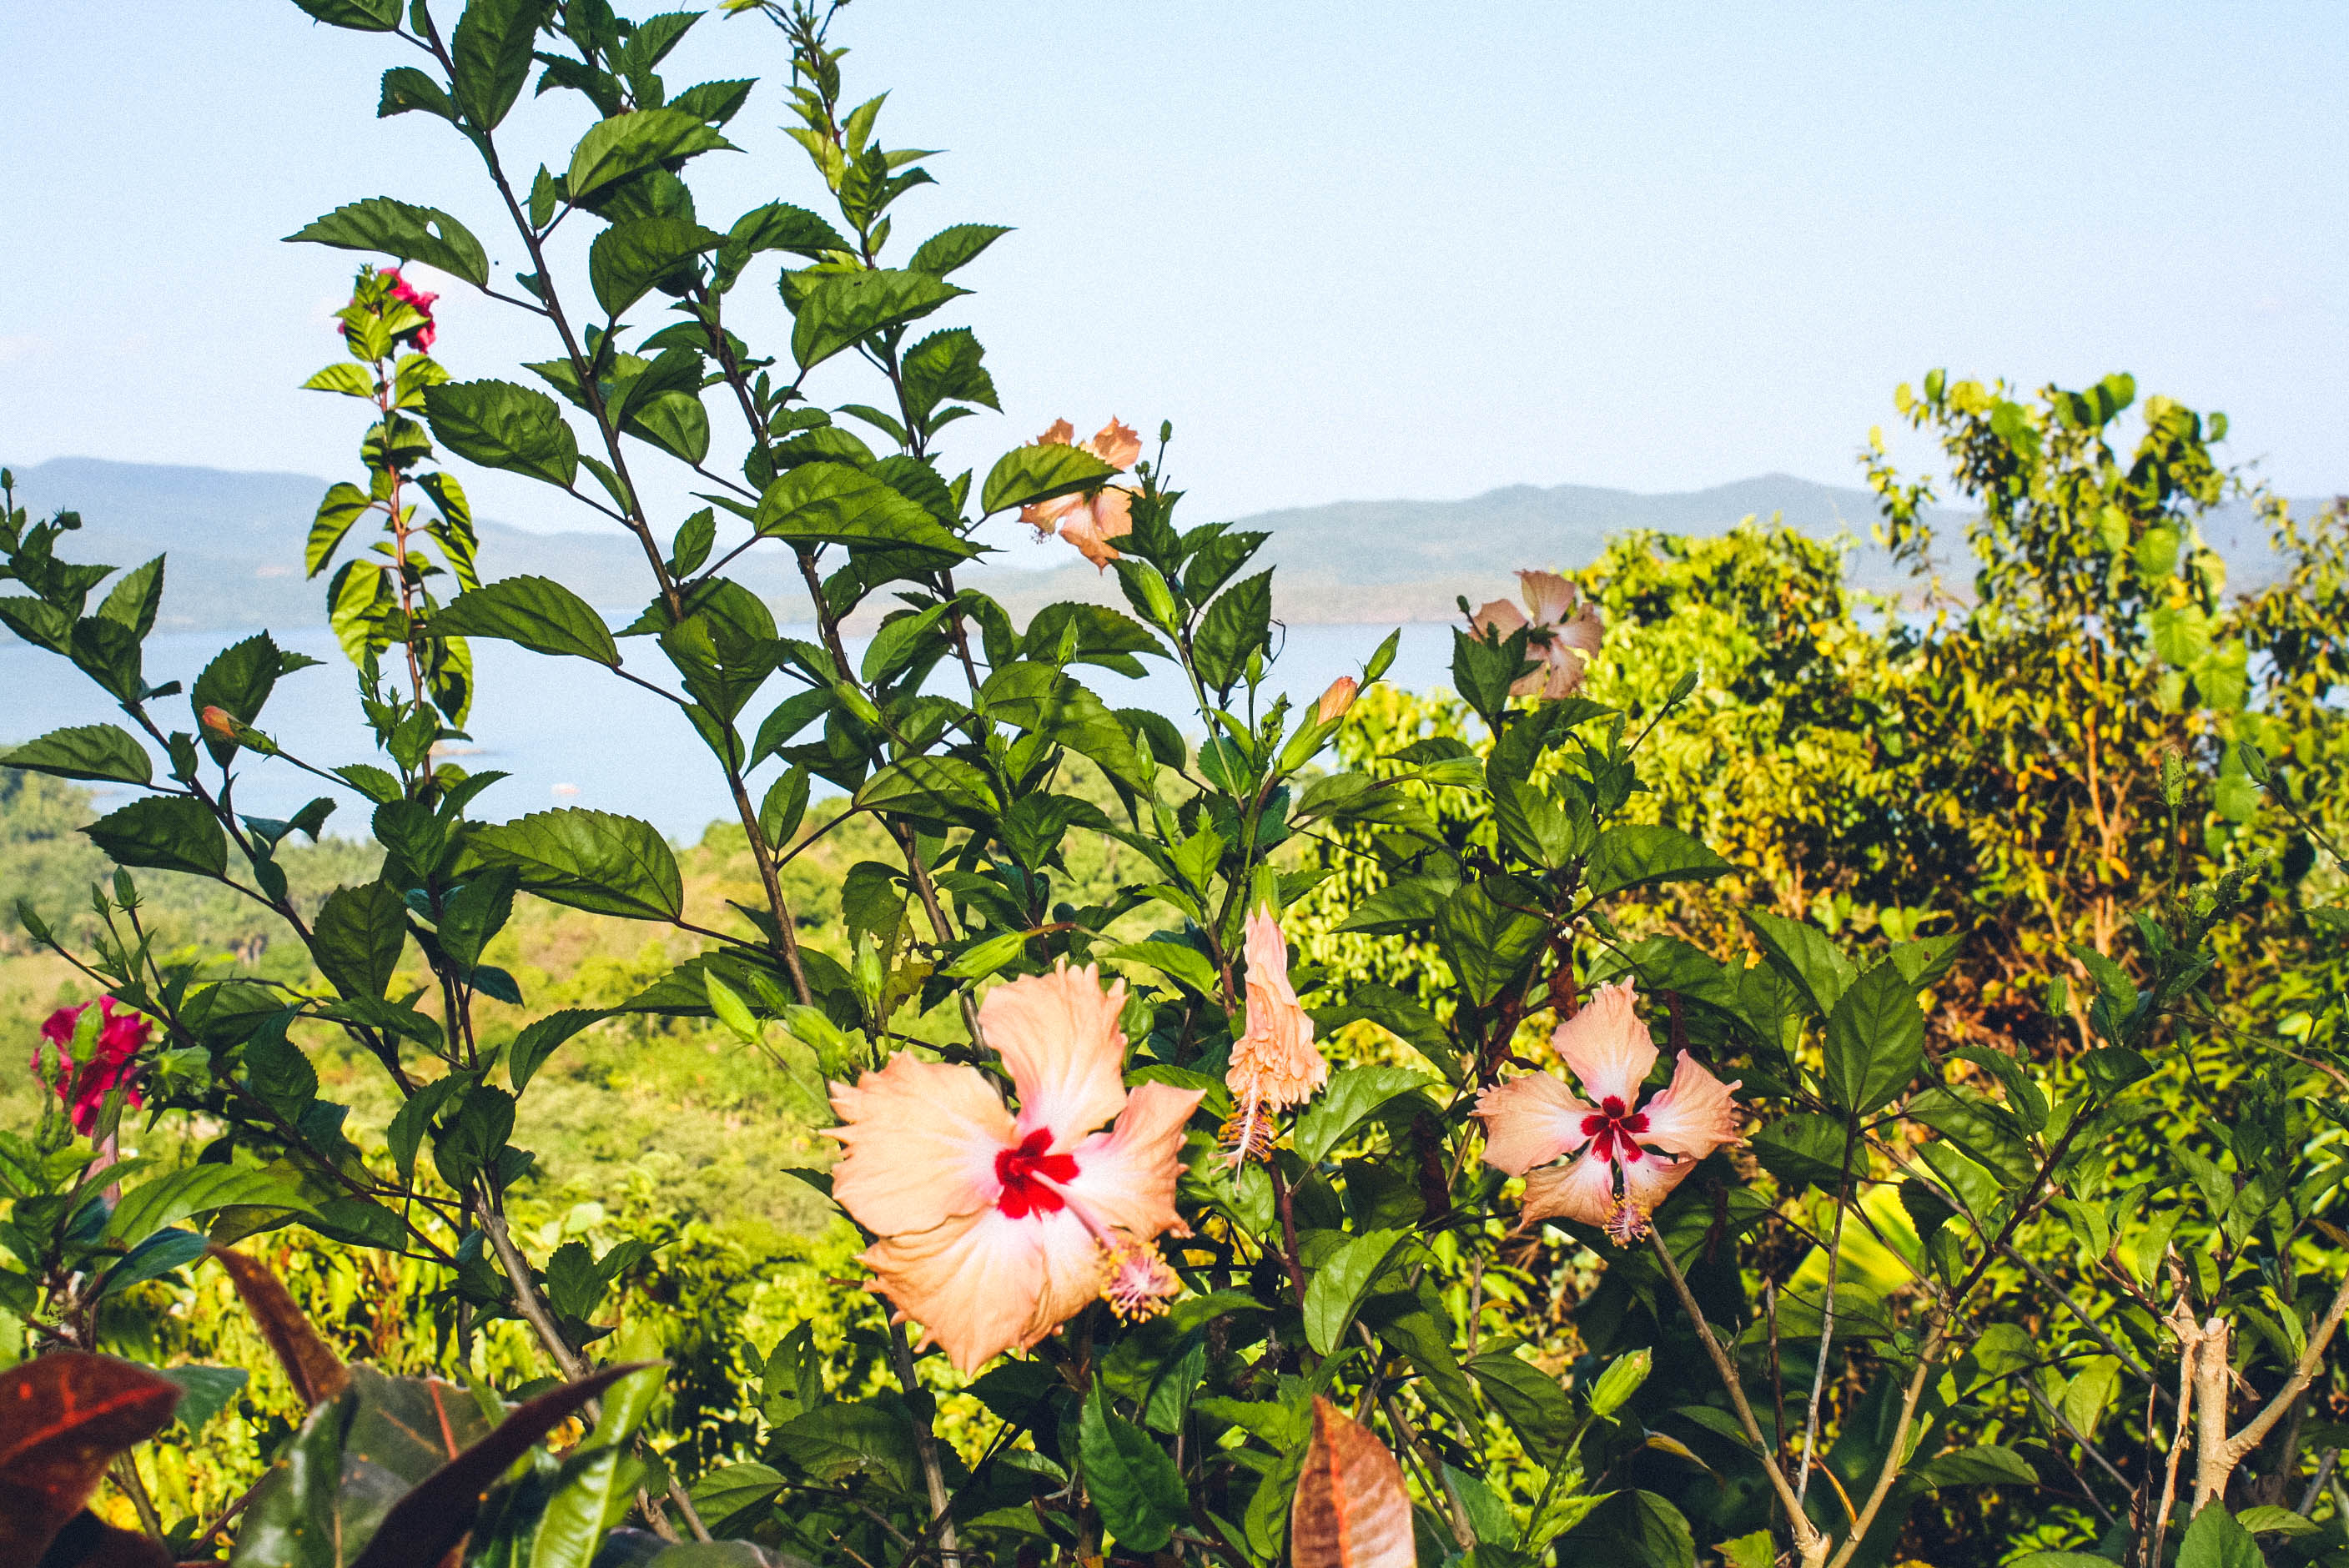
[33,998,152,1135]
[1469,570,1605,700]
[1224,908,1328,1163]
[1476,980,1741,1244]
[1020,418,1141,568]
[828,962,1205,1372]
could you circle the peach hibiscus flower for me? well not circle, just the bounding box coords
[1020,418,1142,569]
[1475,980,1740,1244]
[1224,908,1328,1163]
[1469,570,1604,699]
[828,962,1205,1372]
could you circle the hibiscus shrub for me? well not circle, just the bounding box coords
[4,3,2348,1567]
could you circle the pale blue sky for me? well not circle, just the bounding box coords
[2,2,2341,545]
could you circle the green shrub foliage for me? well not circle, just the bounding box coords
[3,3,2349,1565]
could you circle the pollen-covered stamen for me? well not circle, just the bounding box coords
[1579,1096,1652,1164]
[1099,1239,1182,1321]
[994,1128,1079,1219]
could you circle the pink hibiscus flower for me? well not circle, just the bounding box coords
[1224,908,1328,1163]
[827,962,1205,1372]
[33,998,152,1136]
[1019,419,1142,569]
[1469,570,1605,700]
[1475,980,1741,1243]
[385,269,439,353]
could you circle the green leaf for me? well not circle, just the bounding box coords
[1742,911,1858,1019]
[163,1365,249,1432]
[907,223,1011,275]
[754,463,972,560]
[773,1399,918,1490]
[105,1165,304,1248]
[286,197,490,287]
[1192,570,1273,693]
[2151,603,2214,669]
[589,217,723,318]
[1579,1490,1695,1568]
[687,1461,785,1534]
[530,1445,645,1568]
[378,64,457,121]
[2,724,151,786]
[506,1009,603,1093]
[1293,1067,1436,1166]
[714,202,848,289]
[428,576,618,664]
[1585,825,1733,897]
[1102,941,1222,999]
[1436,876,1549,1007]
[465,809,682,921]
[1303,1229,1411,1356]
[1907,1445,2037,1490]
[1822,961,1925,1117]
[2233,1505,2321,1538]
[2176,1505,2262,1568]
[567,108,736,204]
[1466,1349,1575,1457]
[290,0,400,26]
[449,0,542,130]
[424,381,579,488]
[790,269,966,372]
[314,881,409,1000]
[1079,1385,1186,1552]
[1749,1113,1858,1191]
[307,482,375,577]
[98,555,164,639]
[83,797,226,878]
[978,440,1116,516]
[852,756,996,823]
[978,663,1150,791]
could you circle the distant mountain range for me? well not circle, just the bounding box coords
[0,455,2309,636]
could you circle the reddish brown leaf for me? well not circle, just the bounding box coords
[206,1244,348,1406]
[1290,1396,1416,1568]
[345,1361,655,1568]
[0,1352,180,1565]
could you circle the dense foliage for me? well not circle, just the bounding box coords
[3,3,2347,1567]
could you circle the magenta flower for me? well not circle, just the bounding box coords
[34,998,153,1135]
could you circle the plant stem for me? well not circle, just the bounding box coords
[886,1318,960,1565]
[1797,1124,1857,1506]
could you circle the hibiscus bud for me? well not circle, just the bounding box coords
[199,706,240,741]
[1315,676,1358,726]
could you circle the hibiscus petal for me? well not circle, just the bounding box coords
[981,961,1133,1149]
[861,1203,1103,1374]
[1637,1051,1744,1161]
[1034,418,1075,447]
[1616,1147,1698,1219]
[1471,596,1529,641]
[1555,979,1657,1108]
[1088,419,1142,470]
[1519,1151,1618,1228]
[1058,1080,1204,1241]
[1021,493,1082,534]
[828,1054,1013,1239]
[1474,1071,1595,1176]
[1229,909,1326,1110]
[1517,569,1579,627]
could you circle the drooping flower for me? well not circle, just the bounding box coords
[1475,979,1741,1243]
[1469,570,1605,700]
[827,962,1204,1372]
[1019,418,1142,569]
[385,269,439,353]
[33,999,153,1136]
[1223,908,1328,1163]
[1315,676,1359,726]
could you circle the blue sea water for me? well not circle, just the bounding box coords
[1,622,1460,840]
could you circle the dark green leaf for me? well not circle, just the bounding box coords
[789,269,965,372]
[754,463,972,560]
[96,555,164,639]
[567,109,736,204]
[1585,825,1733,897]
[2176,1505,2262,1568]
[1192,570,1273,693]
[428,575,617,664]
[1080,1385,1186,1552]
[978,440,1116,517]
[0,725,150,786]
[907,223,1010,275]
[83,797,226,879]
[590,217,723,317]
[1466,1350,1575,1457]
[465,809,682,920]
[1302,1229,1411,1356]
[1742,911,1858,1019]
[1436,876,1549,1007]
[1822,961,1925,1117]
[423,381,578,487]
[1908,1445,2037,1490]
[162,1365,249,1431]
[449,0,542,130]
[313,881,409,1001]
[286,197,489,287]
[1293,1067,1436,1166]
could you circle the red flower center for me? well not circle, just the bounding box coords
[1581,1096,1652,1165]
[995,1128,1079,1219]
